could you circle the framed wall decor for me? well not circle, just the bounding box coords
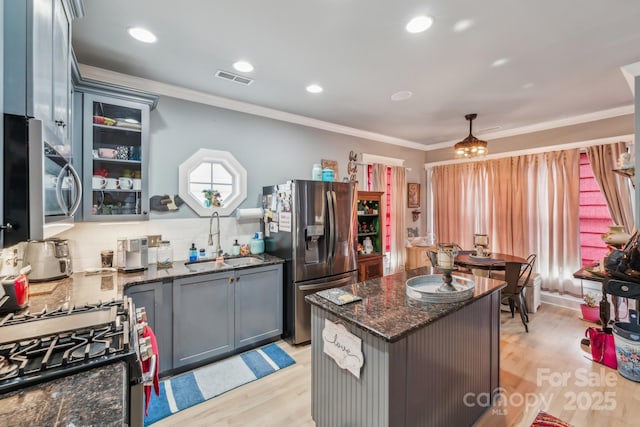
[321,159,339,178]
[407,183,420,208]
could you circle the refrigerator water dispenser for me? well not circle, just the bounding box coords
[305,225,324,263]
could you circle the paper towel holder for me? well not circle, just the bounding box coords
[235,207,264,221]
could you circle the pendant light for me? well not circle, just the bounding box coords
[454,113,488,158]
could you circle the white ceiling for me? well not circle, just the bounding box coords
[71,0,640,150]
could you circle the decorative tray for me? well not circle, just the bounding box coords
[584,266,606,278]
[406,274,475,303]
[469,253,492,259]
[317,288,362,306]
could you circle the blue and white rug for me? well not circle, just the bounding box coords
[145,343,296,426]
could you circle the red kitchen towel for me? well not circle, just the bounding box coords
[530,411,573,427]
[142,325,160,415]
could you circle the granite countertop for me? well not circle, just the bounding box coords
[0,362,127,427]
[1,253,284,426]
[305,266,506,343]
[24,253,285,311]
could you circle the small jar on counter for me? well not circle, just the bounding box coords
[250,233,265,255]
[231,239,241,256]
[312,163,322,180]
[157,241,173,268]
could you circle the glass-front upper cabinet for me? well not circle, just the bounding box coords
[81,92,153,221]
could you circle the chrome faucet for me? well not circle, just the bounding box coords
[208,211,223,257]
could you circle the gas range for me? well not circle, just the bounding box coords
[0,298,142,395]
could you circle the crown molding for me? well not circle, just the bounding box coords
[78,64,427,151]
[424,105,635,151]
[424,134,634,168]
[79,64,635,154]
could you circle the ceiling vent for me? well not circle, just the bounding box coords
[215,70,254,86]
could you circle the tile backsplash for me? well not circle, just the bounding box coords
[55,217,262,271]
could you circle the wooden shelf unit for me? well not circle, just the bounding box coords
[355,191,384,282]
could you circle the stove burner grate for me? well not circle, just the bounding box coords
[0,355,18,377]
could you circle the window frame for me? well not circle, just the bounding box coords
[178,149,247,217]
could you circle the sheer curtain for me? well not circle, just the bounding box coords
[371,163,388,254]
[389,166,406,273]
[431,149,582,295]
[586,142,634,234]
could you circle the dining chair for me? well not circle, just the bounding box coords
[500,260,535,333]
[519,254,537,316]
[427,250,438,268]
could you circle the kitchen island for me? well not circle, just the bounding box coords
[305,266,506,427]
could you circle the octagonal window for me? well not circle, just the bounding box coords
[178,149,247,217]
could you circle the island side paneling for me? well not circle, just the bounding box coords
[311,291,500,427]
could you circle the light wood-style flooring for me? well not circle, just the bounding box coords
[154,304,640,426]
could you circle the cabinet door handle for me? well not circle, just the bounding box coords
[55,120,66,128]
[228,276,234,284]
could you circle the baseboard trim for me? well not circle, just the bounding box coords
[540,291,581,312]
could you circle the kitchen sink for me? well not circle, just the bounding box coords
[185,256,264,272]
[185,261,230,272]
[223,256,264,267]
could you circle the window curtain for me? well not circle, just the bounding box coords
[431,149,582,295]
[586,142,634,234]
[389,166,406,273]
[371,163,387,254]
[371,164,387,193]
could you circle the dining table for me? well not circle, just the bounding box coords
[455,250,527,276]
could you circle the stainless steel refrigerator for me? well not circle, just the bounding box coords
[262,180,357,344]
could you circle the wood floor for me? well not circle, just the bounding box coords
[154,304,640,427]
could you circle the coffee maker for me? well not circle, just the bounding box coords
[116,237,148,272]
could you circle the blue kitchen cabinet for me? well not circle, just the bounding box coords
[76,89,157,221]
[126,262,283,377]
[4,0,79,147]
[234,264,283,350]
[172,271,235,369]
[124,280,174,376]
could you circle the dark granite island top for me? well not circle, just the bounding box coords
[307,267,506,427]
[305,266,506,342]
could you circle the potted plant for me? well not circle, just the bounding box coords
[202,189,222,208]
[581,292,601,323]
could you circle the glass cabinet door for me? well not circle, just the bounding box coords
[82,93,150,220]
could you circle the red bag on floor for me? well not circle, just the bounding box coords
[585,327,617,369]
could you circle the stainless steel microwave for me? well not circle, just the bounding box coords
[2,115,81,247]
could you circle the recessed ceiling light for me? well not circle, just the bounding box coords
[233,61,254,73]
[127,27,157,43]
[391,91,413,101]
[492,58,510,67]
[453,19,473,32]
[522,82,535,89]
[406,15,434,34]
[306,84,323,94]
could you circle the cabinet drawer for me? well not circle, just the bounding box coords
[358,255,383,282]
